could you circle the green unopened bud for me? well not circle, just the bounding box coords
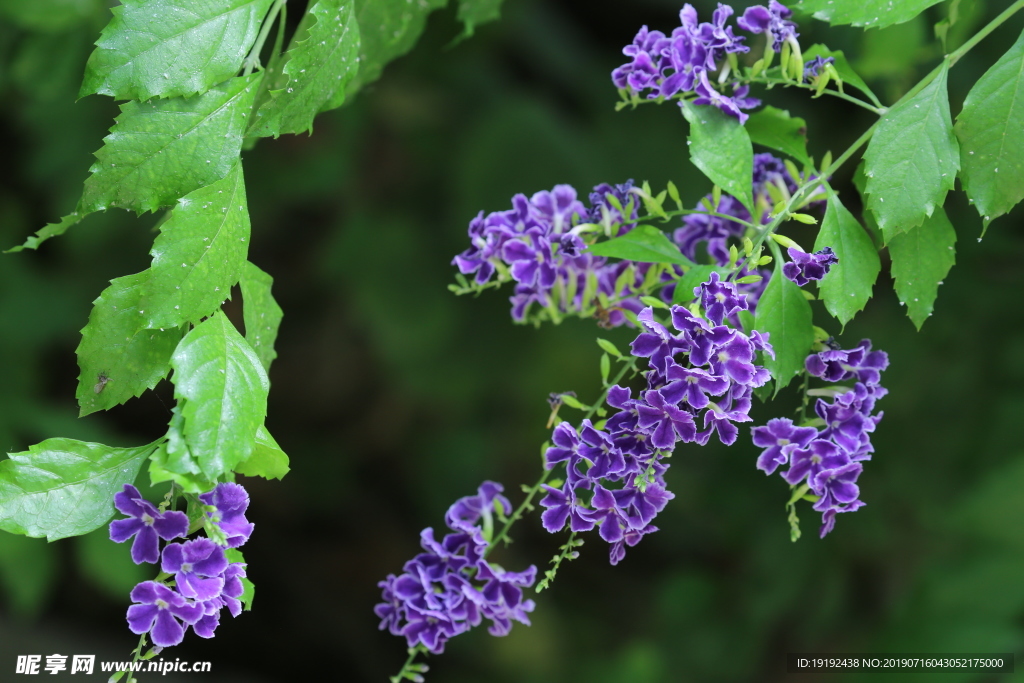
[790,213,818,225]
[787,37,804,82]
[735,274,763,284]
[820,150,833,173]
[780,42,791,79]
[757,255,773,266]
[783,159,802,183]
[824,63,843,93]
[750,58,766,78]
[666,180,682,209]
[729,244,739,266]
[813,70,831,96]
[762,43,776,71]
[711,184,722,208]
[640,295,669,309]
[743,236,754,257]
[770,233,800,249]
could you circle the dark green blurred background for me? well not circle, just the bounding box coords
[2,1,1024,681]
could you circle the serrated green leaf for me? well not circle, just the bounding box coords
[5,212,84,253]
[140,164,249,329]
[672,265,729,305]
[171,312,269,480]
[680,102,754,215]
[80,0,273,100]
[76,272,185,417]
[457,0,503,37]
[0,439,157,541]
[862,62,958,242]
[814,188,880,327]
[796,0,942,28]
[149,407,210,493]
[754,266,814,392]
[240,261,283,372]
[585,225,692,266]
[80,73,262,215]
[803,44,878,105]
[0,0,104,32]
[249,0,360,137]
[345,0,447,98]
[888,206,956,329]
[955,28,1024,229]
[234,424,290,479]
[744,106,811,165]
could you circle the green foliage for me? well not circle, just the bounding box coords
[171,312,270,480]
[796,0,943,29]
[456,0,504,37]
[235,425,290,480]
[240,261,284,372]
[80,0,273,101]
[803,44,879,104]
[814,187,880,327]
[0,438,157,541]
[0,532,56,617]
[149,407,209,493]
[754,264,814,392]
[249,0,361,137]
[76,273,185,417]
[887,206,957,329]
[79,73,262,215]
[681,102,754,215]
[955,28,1024,229]
[862,62,959,242]
[0,0,104,32]
[225,548,256,610]
[345,0,448,97]
[744,106,811,165]
[140,163,250,329]
[6,212,84,253]
[586,225,692,266]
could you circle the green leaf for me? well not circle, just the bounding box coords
[596,338,622,358]
[887,206,956,329]
[754,266,814,392]
[955,28,1024,229]
[80,73,262,214]
[148,407,210,493]
[140,164,250,329]
[862,62,959,243]
[744,106,811,165]
[76,272,185,417]
[457,0,503,37]
[5,212,84,253]
[855,14,927,81]
[803,44,878,105]
[795,0,942,28]
[240,261,284,372]
[680,102,754,215]
[0,439,157,541]
[80,0,273,100]
[672,265,728,305]
[346,0,447,98]
[171,312,270,480]
[585,225,693,266]
[248,0,361,137]
[814,187,880,326]
[234,425,290,480]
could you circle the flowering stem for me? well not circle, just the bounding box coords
[742,75,885,115]
[389,645,428,683]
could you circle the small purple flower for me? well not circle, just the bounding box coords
[199,482,254,548]
[126,581,203,648]
[806,340,889,386]
[609,524,658,565]
[109,485,189,565]
[445,481,512,534]
[782,439,849,487]
[738,0,799,52]
[810,462,863,510]
[503,229,558,289]
[692,70,757,124]
[752,417,818,475]
[697,271,748,325]
[161,538,229,601]
[663,362,729,410]
[539,482,596,534]
[782,246,838,286]
[637,388,697,449]
[804,55,834,80]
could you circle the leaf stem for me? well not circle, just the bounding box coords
[243,0,287,76]
[742,75,885,115]
[389,645,427,683]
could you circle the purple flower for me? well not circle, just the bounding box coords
[199,482,254,548]
[810,462,863,510]
[663,362,729,410]
[752,417,818,474]
[589,180,637,231]
[109,485,188,565]
[692,70,758,124]
[637,387,697,449]
[804,55,834,80]
[806,340,889,386]
[126,581,203,648]
[609,524,658,565]
[539,482,596,534]
[782,246,838,286]
[161,538,229,601]
[738,0,799,51]
[782,438,849,487]
[445,481,512,534]
[530,185,587,235]
[696,3,749,68]
[698,271,748,325]
[192,563,246,639]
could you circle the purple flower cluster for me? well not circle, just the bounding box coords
[375,482,537,654]
[540,278,774,564]
[612,2,799,123]
[109,483,253,647]
[782,246,838,286]
[453,183,654,326]
[752,340,888,537]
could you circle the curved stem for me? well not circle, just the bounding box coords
[743,75,885,115]
[389,645,427,683]
[243,0,286,76]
